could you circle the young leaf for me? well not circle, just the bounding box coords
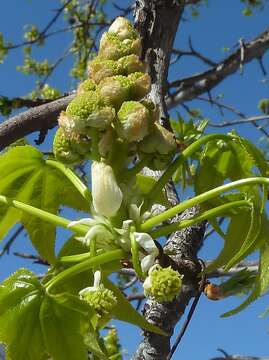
[40,294,90,360]
[0,145,90,263]
[205,210,251,273]
[136,174,170,207]
[0,269,45,360]
[222,218,269,317]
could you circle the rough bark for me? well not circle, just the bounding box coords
[0,94,75,150]
[132,2,206,359]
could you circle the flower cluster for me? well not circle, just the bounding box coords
[143,265,183,302]
[53,16,177,172]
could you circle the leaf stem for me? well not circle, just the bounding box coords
[140,177,269,232]
[150,200,250,238]
[0,194,88,236]
[142,133,233,211]
[46,159,92,204]
[45,249,126,292]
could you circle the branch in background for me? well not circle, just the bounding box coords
[172,37,217,67]
[167,27,269,108]
[207,261,258,279]
[0,94,75,151]
[13,251,49,266]
[209,114,269,128]
[0,225,24,257]
[196,95,269,138]
[211,349,269,360]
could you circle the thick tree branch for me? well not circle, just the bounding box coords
[0,94,74,150]
[132,2,207,359]
[167,27,269,108]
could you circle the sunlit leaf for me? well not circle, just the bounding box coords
[0,146,90,263]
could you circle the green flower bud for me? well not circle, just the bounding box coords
[97,75,132,109]
[58,111,76,134]
[128,72,151,99]
[77,79,96,95]
[118,54,145,75]
[116,101,151,141]
[258,98,269,115]
[104,328,122,360]
[99,32,141,60]
[139,123,177,169]
[139,124,177,155]
[88,57,119,84]
[80,277,117,317]
[92,161,123,217]
[143,265,183,302]
[66,91,115,132]
[53,127,91,165]
[108,16,138,40]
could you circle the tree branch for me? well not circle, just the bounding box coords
[167,27,269,108]
[131,3,208,358]
[0,94,75,150]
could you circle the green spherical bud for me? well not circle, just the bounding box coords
[99,32,141,60]
[118,54,145,75]
[66,91,115,132]
[116,101,151,141]
[108,17,138,40]
[143,265,183,302]
[53,127,91,165]
[258,98,269,115]
[81,285,117,317]
[77,79,96,95]
[97,75,132,109]
[88,57,119,84]
[128,72,151,99]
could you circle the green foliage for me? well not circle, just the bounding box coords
[0,145,89,263]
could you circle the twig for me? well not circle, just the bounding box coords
[167,259,207,360]
[0,225,24,257]
[13,251,49,266]
[209,115,269,128]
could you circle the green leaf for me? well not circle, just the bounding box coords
[0,146,90,263]
[103,278,167,336]
[40,294,90,360]
[219,268,256,297]
[0,269,45,360]
[222,219,269,317]
[205,210,251,273]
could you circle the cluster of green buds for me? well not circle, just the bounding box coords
[79,271,117,318]
[143,265,183,302]
[53,16,177,171]
[103,328,122,360]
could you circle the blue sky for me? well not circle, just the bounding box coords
[1,1,269,359]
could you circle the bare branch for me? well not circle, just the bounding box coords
[209,114,269,128]
[167,27,269,108]
[0,94,75,150]
[172,38,217,67]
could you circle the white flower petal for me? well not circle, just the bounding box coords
[134,232,158,255]
[68,218,96,228]
[93,270,101,288]
[141,253,156,273]
[92,161,123,217]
